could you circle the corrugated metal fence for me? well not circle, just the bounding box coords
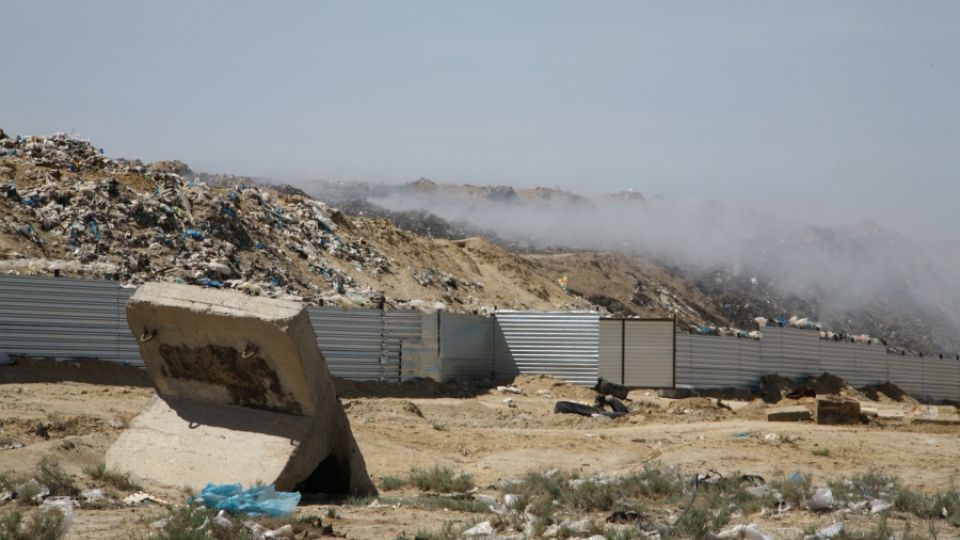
[676,326,960,402]
[0,275,141,365]
[599,319,675,388]
[5,275,960,399]
[494,311,599,385]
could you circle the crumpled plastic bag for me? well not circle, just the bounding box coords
[195,483,300,517]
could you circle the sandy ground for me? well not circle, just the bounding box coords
[0,369,959,539]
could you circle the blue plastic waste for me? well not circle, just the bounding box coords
[198,277,224,288]
[183,229,203,240]
[194,483,300,517]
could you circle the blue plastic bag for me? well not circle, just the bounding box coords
[195,483,300,517]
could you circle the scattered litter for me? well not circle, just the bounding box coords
[463,520,494,538]
[195,483,300,517]
[39,496,76,527]
[123,491,169,506]
[243,520,294,539]
[16,479,50,503]
[732,432,751,440]
[212,510,234,529]
[497,385,522,395]
[803,487,835,511]
[0,441,25,450]
[559,517,593,535]
[815,522,844,538]
[80,488,105,503]
[716,523,773,540]
[869,499,893,514]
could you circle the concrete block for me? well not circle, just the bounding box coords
[766,405,812,422]
[106,283,376,495]
[815,398,861,425]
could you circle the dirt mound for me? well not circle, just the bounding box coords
[0,356,150,387]
[507,374,598,400]
[806,372,845,395]
[760,374,796,403]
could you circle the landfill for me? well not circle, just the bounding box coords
[0,133,416,308]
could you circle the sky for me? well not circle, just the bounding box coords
[3,1,958,241]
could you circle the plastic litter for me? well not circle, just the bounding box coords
[803,487,835,511]
[195,483,301,517]
[716,523,772,540]
[816,522,844,538]
[463,521,494,538]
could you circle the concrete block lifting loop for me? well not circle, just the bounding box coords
[189,421,200,429]
[140,329,157,343]
[242,344,259,359]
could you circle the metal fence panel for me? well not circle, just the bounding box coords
[852,344,890,387]
[382,310,424,384]
[922,355,960,402]
[307,307,385,381]
[0,275,141,365]
[401,311,440,381]
[494,311,599,385]
[675,334,693,386]
[623,320,674,388]
[773,327,821,379]
[675,334,744,389]
[599,320,623,384]
[439,312,495,383]
[820,340,858,384]
[888,353,926,398]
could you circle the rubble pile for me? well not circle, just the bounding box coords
[0,133,394,306]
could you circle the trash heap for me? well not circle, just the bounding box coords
[0,132,397,307]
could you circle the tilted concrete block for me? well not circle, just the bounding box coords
[105,282,376,495]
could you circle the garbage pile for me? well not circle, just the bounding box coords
[0,132,399,307]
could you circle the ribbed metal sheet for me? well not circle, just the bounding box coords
[599,320,623,384]
[739,338,764,387]
[0,275,141,366]
[819,340,861,385]
[770,327,821,380]
[623,320,674,388]
[307,307,385,381]
[888,353,925,398]
[403,310,440,381]
[922,355,960,402]
[439,312,495,383]
[494,311,599,385]
[680,334,748,389]
[383,310,422,384]
[853,343,889,387]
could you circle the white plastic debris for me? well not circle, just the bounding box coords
[869,499,893,514]
[497,385,522,395]
[40,496,76,528]
[816,522,844,538]
[803,487,835,511]
[716,523,773,540]
[463,520,494,537]
[80,488,105,503]
[559,518,592,534]
[123,491,169,506]
[212,510,234,529]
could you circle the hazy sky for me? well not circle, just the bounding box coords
[3,1,958,241]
